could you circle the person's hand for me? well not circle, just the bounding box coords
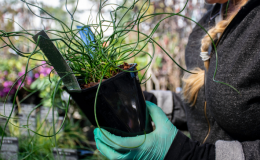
[94,101,178,160]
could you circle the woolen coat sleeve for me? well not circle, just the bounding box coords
[164,132,246,160]
[164,131,215,160]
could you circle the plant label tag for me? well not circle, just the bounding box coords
[20,104,36,116]
[0,137,18,160]
[53,148,78,160]
[19,114,36,136]
[0,103,14,117]
[77,26,95,58]
[0,103,14,133]
[40,107,58,124]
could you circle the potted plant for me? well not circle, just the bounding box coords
[20,0,162,138]
[32,26,154,135]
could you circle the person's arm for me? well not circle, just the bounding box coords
[94,101,258,160]
[165,132,246,160]
[94,101,215,160]
[165,131,215,160]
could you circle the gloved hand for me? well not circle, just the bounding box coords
[94,101,178,160]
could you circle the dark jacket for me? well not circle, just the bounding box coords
[154,0,260,159]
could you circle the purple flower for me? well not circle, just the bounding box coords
[34,73,39,78]
[16,81,24,89]
[0,91,4,98]
[3,88,10,93]
[46,68,52,74]
[3,81,13,88]
[3,82,9,88]
[18,71,25,77]
[26,77,33,85]
[10,89,15,95]
[39,66,45,73]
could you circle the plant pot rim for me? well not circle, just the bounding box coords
[66,63,137,93]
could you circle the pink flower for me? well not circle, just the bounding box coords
[26,77,33,85]
[0,91,4,98]
[16,81,24,89]
[39,66,45,73]
[46,68,52,74]
[34,73,39,78]
[3,81,13,88]
[3,88,10,93]
[3,82,9,88]
[18,71,25,77]
[10,89,15,95]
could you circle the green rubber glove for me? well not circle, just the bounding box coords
[94,101,178,160]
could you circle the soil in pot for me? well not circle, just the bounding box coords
[79,62,133,89]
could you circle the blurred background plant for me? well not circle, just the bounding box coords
[122,0,211,92]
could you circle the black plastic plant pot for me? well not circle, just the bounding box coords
[65,64,153,137]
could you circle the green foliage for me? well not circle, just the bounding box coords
[0,127,6,137]
[30,75,60,107]
[58,120,88,149]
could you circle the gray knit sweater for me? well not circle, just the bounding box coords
[150,0,260,159]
